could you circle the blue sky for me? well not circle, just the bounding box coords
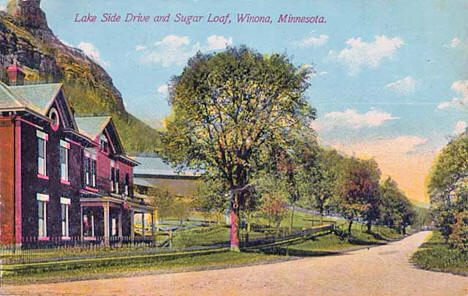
[2,0,467,201]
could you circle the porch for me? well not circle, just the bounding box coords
[80,195,155,244]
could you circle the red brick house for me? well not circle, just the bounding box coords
[0,65,154,247]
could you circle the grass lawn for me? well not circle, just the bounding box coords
[3,251,280,285]
[411,231,468,276]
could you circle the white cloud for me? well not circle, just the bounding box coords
[313,109,399,130]
[135,45,147,51]
[296,34,329,47]
[206,35,233,50]
[437,80,468,109]
[454,121,467,135]
[445,37,466,48]
[154,35,190,48]
[140,35,233,68]
[329,35,404,75]
[157,84,169,96]
[450,38,462,48]
[386,76,418,95]
[77,42,109,67]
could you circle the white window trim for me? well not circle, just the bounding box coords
[60,142,69,182]
[37,194,49,238]
[37,132,48,176]
[37,193,49,202]
[60,198,70,238]
[36,130,48,140]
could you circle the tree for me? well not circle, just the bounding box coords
[256,174,289,234]
[338,158,381,235]
[379,177,415,234]
[195,177,229,223]
[305,149,339,218]
[147,187,175,221]
[428,133,468,248]
[160,46,315,251]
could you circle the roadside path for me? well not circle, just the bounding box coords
[2,231,467,295]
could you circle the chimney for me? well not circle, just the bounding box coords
[7,64,25,86]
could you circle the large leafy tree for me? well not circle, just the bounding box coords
[428,133,468,248]
[338,158,381,234]
[379,177,415,234]
[305,149,340,218]
[160,46,315,250]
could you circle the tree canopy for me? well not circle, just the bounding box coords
[428,133,468,249]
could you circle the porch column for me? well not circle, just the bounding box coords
[118,209,122,240]
[130,210,135,242]
[141,212,145,237]
[80,205,84,240]
[103,202,110,244]
[151,212,154,237]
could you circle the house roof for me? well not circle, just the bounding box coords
[0,81,26,109]
[8,83,63,115]
[133,156,200,177]
[74,116,111,140]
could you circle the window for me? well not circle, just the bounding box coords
[37,194,49,238]
[110,167,115,192]
[115,169,120,194]
[37,131,47,176]
[91,159,97,187]
[124,173,130,196]
[83,214,95,237]
[61,198,70,237]
[100,134,108,152]
[60,141,69,182]
[84,157,90,186]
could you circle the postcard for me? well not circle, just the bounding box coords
[0,0,466,295]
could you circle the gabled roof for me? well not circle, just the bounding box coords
[8,83,63,115]
[74,116,112,140]
[0,81,26,109]
[133,156,200,177]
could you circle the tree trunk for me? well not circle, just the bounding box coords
[366,219,372,233]
[348,220,353,235]
[319,204,324,224]
[230,207,240,251]
[230,191,240,252]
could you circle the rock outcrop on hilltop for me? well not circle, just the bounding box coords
[0,0,160,152]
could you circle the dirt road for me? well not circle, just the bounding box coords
[2,231,467,296]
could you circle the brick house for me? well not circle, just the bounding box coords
[0,65,154,246]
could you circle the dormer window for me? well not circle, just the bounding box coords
[100,134,109,153]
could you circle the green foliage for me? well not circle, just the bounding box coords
[411,231,468,275]
[194,177,229,220]
[161,46,314,188]
[413,206,432,227]
[303,149,340,215]
[378,177,416,234]
[428,133,468,249]
[148,187,190,222]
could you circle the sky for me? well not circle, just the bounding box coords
[2,0,467,203]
